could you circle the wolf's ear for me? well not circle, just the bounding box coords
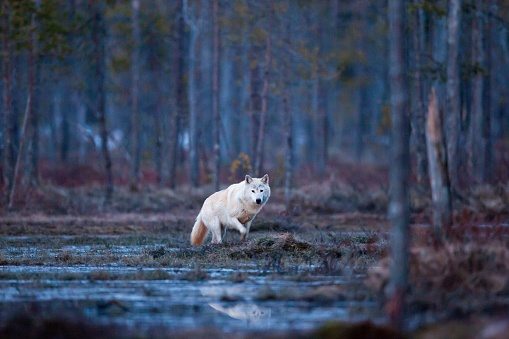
[261,174,269,184]
[245,175,253,184]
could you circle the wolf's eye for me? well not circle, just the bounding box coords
[260,190,263,192]
[252,190,255,193]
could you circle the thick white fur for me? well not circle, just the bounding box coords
[190,174,270,245]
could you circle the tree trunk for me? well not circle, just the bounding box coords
[354,79,368,163]
[8,6,37,209]
[239,23,251,155]
[469,0,484,184]
[387,0,411,330]
[184,0,201,187]
[51,90,61,164]
[29,74,39,187]
[446,0,461,190]
[317,79,328,181]
[483,0,495,182]
[283,71,293,213]
[432,0,447,95]
[426,88,452,239]
[169,0,186,189]
[8,95,31,210]
[61,98,70,163]
[212,0,220,190]
[1,1,13,199]
[152,46,165,187]
[130,0,141,190]
[249,52,261,165]
[253,34,271,177]
[155,91,164,187]
[411,0,428,186]
[91,1,113,202]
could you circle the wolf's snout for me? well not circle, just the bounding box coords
[256,198,262,204]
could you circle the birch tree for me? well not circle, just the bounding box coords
[426,88,452,239]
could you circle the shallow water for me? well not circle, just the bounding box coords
[0,266,375,332]
[0,235,380,333]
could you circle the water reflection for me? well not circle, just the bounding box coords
[200,286,271,325]
[209,303,271,323]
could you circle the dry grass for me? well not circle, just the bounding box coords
[291,181,388,214]
[468,184,509,215]
[366,239,509,314]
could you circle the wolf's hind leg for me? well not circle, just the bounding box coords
[209,218,222,244]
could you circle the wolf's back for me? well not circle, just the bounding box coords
[190,215,208,246]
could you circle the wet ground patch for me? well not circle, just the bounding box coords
[0,223,386,336]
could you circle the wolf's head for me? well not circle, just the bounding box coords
[245,174,271,205]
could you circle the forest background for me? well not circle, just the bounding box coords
[1,0,509,209]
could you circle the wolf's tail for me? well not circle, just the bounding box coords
[190,215,208,246]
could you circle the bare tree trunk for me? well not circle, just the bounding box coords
[482,0,498,182]
[212,0,220,190]
[91,1,113,202]
[432,0,447,96]
[8,96,31,210]
[155,95,164,187]
[51,90,61,164]
[354,3,369,164]
[130,0,141,190]
[153,58,165,187]
[281,6,293,211]
[387,0,411,330]
[426,88,452,239]
[1,1,12,199]
[169,0,186,189]
[75,92,86,162]
[469,0,484,184]
[446,0,461,189]
[239,22,251,155]
[61,113,70,165]
[29,73,39,187]
[483,0,495,182]
[8,6,37,209]
[184,0,201,187]
[411,0,428,186]
[283,74,293,213]
[354,80,368,163]
[254,34,271,177]
[317,79,328,181]
[249,53,261,164]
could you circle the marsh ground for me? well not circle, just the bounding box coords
[1,177,509,338]
[0,199,390,337]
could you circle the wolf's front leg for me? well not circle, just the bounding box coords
[229,218,247,239]
[240,220,253,241]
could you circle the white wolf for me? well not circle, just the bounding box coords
[190,174,271,246]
